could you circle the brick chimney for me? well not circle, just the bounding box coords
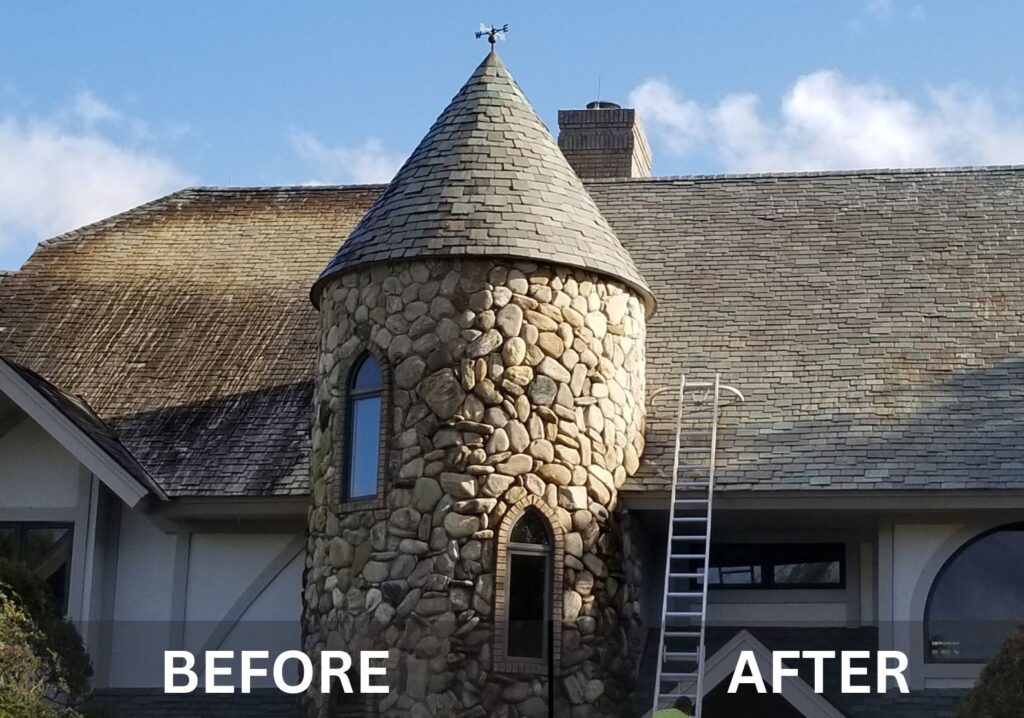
[557,100,652,179]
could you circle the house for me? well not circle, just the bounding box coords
[1,48,1022,718]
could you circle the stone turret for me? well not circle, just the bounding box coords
[306,50,654,717]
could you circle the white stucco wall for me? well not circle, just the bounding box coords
[106,508,178,687]
[707,597,849,625]
[184,532,300,653]
[219,551,304,686]
[106,523,304,688]
[0,417,81,510]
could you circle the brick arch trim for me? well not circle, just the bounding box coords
[492,495,565,675]
[332,340,392,512]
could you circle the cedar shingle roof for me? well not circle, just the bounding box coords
[2,167,1023,496]
[313,51,653,313]
[0,186,378,496]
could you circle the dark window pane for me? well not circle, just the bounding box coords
[21,526,70,566]
[353,356,382,390]
[507,552,548,659]
[774,559,841,585]
[708,544,764,587]
[717,564,762,586]
[511,511,550,545]
[708,543,844,589]
[927,527,1024,662]
[348,396,381,499]
[0,524,73,612]
[0,527,17,558]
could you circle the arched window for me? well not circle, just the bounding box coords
[925,524,1024,662]
[344,354,383,502]
[506,510,552,661]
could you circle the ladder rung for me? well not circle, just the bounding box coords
[673,499,708,504]
[670,554,706,559]
[666,611,703,617]
[667,592,703,598]
[664,631,701,638]
[665,652,699,660]
[659,672,699,680]
[668,572,705,578]
[673,516,708,522]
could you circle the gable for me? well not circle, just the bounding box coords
[0,358,161,507]
[700,629,846,718]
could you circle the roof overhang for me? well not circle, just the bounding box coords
[621,488,1024,512]
[0,359,165,507]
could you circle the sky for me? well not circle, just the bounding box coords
[2,1,1023,270]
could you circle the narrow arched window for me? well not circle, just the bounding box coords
[925,524,1024,662]
[344,354,383,502]
[506,510,552,661]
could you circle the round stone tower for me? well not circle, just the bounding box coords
[305,50,655,717]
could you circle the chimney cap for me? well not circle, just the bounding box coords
[586,100,621,110]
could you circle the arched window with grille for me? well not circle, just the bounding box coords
[925,523,1024,662]
[506,509,553,661]
[344,354,384,502]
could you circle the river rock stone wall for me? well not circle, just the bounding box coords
[305,259,647,717]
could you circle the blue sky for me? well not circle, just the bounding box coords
[2,1,1023,269]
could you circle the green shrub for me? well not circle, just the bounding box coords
[0,559,93,717]
[955,626,1024,718]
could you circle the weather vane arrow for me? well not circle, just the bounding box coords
[475,23,509,45]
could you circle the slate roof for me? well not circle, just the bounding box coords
[601,168,1024,492]
[1,356,165,500]
[2,167,1024,497]
[313,51,653,313]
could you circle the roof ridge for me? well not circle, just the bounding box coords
[23,188,200,268]
[582,164,1024,184]
[187,183,389,192]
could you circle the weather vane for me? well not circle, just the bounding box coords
[475,23,509,45]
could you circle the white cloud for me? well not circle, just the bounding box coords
[630,71,1024,173]
[0,94,193,269]
[71,90,122,126]
[289,130,403,185]
[866,0,894,19]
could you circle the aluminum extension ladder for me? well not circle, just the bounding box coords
[651,373,744,717]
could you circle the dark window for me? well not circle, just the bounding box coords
[345,354,384,502]
[925,524,1024,663]
[705,543,845,590]
[0,522,73,612]
[506,510,552,661]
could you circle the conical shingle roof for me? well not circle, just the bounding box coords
[312,50,654,313]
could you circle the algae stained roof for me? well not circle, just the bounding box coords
[2,167,1024,496]
[0,187,378,496]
